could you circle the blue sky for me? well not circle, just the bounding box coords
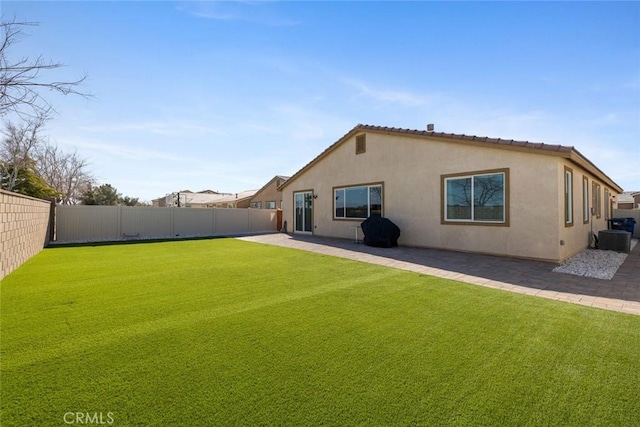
[4,1,639,201]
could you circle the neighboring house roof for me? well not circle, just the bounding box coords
[251,175,290,200]
[215,189,258,204]
[197,189,229,195]
[278,124,623,193]
[176,190,258,205]
[616,193,635,203]
[181,193,227,205]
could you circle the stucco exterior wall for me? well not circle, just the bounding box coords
[282,132,617,262]
[0,190,51,280]
[250,177,286,209]
[557,160,615,261]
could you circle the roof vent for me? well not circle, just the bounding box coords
[426,123,434,131]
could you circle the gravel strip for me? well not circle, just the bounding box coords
[553,239,638,280]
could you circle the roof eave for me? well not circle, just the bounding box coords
[279,124,624,193]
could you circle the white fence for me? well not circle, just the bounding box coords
[54,206,278,244]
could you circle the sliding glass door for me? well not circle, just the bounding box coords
[294,191,313,234]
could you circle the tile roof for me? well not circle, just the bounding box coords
[279,123,623,193]
[355,124,574,153]
[173,190,258,205]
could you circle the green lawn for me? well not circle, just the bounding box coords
[1,239,639,426]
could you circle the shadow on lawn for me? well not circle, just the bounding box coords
[281,233,640,304]
[46,234,261,249]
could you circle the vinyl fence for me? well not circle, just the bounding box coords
[54,206,279,244]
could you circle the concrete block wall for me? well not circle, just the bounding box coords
[0,190,51,281]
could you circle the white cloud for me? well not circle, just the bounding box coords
[60,138,193,163]
[268,103,354,142]
[175,1,301,26]
[342,77,428,107]
[77,120,227,137]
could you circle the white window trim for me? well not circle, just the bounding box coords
[565,167,573,226]
[443,171,506,224]
[582,176,589,224]
[334,184,383,220]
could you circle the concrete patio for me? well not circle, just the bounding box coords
[238,233,640,316]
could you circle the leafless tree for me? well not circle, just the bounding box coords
[35,143,94,204]
[1,18,88,119]
[0,111,48,191]
[449,175,503,207]
[473,175,503,207]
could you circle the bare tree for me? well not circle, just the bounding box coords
[448,175,503,208]
[0,111,48,191]
[35,143,94,204]
[1,18,88,119]
[473,175,503,207]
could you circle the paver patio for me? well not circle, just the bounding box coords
[238,233,640,316]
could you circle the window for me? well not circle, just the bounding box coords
[442,169,508,224]
[564,166,573,226]
[250,201,262,209]
[334,184,382,219]
[582,176,589,224]
[355,134,366,154]
[604,189,610,219]
[592,182,601,218]
[266,201,276,209]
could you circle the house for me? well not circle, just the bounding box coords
[153,190,257,208]
[278,124,623,263]
[158,190,233,208]
[250,175,290,209]
[152,189,196,207]
[212,190,258,209]
[614,191,640,210]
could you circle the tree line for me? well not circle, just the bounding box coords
[0,18,146,205]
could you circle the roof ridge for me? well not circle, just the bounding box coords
[355,123,573,151]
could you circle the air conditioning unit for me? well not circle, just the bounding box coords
[598,230,631,253]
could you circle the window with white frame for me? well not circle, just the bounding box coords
[250,201,262,209]
[564,166,573,226]
[443,169,507,224]
[593,182,601,218]
[334,184,382,219]
[582,176,589,224]
[266,201,276,209]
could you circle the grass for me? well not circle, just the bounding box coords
[1,238,640,426]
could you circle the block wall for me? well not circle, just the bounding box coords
[0,190,51,280]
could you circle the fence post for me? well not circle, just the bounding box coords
[276,208,282,231]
